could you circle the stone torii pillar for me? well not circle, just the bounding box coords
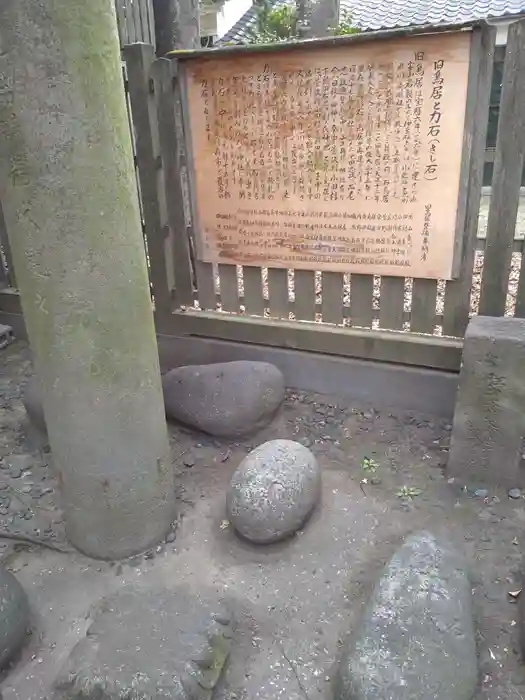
[0,0,175,559]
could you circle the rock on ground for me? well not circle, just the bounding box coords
[335,531,477,700]
[162,361,285,437]
[226,439,321,544]
[52,585,233,700]
[0,566,30,670]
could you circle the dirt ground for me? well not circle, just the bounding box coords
[0,340,525,700]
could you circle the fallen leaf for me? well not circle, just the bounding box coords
[220,520,230,530]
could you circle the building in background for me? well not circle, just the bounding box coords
[200,0,255,45]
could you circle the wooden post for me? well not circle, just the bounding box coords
[478,20,525,317]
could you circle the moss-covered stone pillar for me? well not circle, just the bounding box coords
[0,0,175,559]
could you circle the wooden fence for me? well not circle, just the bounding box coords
[114,0,156,49]
[2,21,525,375]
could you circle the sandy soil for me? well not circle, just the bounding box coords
[0,341,524,699]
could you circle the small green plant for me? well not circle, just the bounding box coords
[246,0,298,44]
[245,1,359,44]
[361,456,379,473]
[396,485,422,500]
[330,10,360,36]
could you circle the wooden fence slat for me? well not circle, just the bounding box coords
[321,272,344,324]
[132,0,143,42]
[443,25,496,336]
[478,20,525,317]
[114,0,128,46]
[243,266,265,316]
[379,277,405,330]
[267,268,289,319]
[123,45,171,316]
[294,270,316,321]
[145,0,156,48]
[218,265,240,312]
[195,261,216,310]
[0,200,15,289]
[410,279,437,334]
[350,275,374,328]
[125,0,137,43]
[138,0,150,43]
[154,58,195,306]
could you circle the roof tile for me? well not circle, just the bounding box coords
[218,0,525,43]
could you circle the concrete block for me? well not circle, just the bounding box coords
[448,316,525,488]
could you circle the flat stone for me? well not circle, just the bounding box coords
[335,531,477,700]
[52,585,233,700]
[0,566,30,670]
[474,488,489,499]
[508,488,522,499]
[4,454,34,480]
[162,361,285,438]
[226,439,321,544]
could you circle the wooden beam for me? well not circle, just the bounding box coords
[159,310,463,371]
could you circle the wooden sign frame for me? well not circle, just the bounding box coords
[174,23,485,280]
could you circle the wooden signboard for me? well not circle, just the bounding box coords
[182,30,472,279]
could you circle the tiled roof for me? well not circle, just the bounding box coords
[218,0,525,43]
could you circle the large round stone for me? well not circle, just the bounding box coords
[226,439,321,544]
[0,566,30,670]
[162,361,285,438]
[335,531,477,700]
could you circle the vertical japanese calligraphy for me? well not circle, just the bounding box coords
[184,31,471,279]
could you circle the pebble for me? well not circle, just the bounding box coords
[474,488,489,499]
[183,454,195,468]
[508,488,522,500]
[165,531,177,543]
[5,455,34,479]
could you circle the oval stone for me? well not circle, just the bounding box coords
[335,531,477,700]
[226,440,321,544]
[0,566,30,670]
[162,361,285,438]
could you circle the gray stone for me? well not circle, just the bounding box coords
[448,316,525,488]
[474,488,489,499]
[22,376,48,440]
[508,488,522,499]
[4,454,34,480]
[52,585,233,700]
[0,566,30,670]
[226,439,321,544]
[162,361,285,438]
[335,531,477,700]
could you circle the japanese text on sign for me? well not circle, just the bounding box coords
[184,31,471,279]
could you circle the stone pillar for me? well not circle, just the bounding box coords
[448,316,525,488]
[152,0,201,55]
[0,0,175,559]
